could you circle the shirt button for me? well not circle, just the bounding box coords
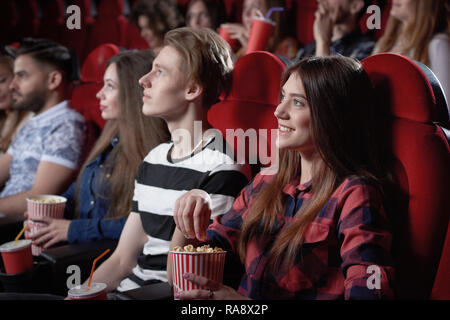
[106,173,111,178]
[90,200,95,206]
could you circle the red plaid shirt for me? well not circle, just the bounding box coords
[206,173,395,299]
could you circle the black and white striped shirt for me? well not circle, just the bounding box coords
[117,136,251,291]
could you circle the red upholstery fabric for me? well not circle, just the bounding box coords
[207,51,286,166]
[60,0,95,64]
[38,0,65,43]
[124,22,150,50]
[0,0,19,45]
[87,0,128,53]
[16,0,39,39]
[362,53,450,299]
[80,44,122,83]
[71,44,121,129]
[431,223,450,299]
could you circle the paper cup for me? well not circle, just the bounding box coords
[67,283,107,300]
[246,17,276,54]
[170,250,226,299]
[0,240,34,274]
[26,195,67,220]
[219,25,239,51]
[25,220,48,256]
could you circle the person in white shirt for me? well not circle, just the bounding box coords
[0,38,85,217]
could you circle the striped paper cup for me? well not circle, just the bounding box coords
[25,220,48,256]
[26,195,67,220]
[170,250,226,299]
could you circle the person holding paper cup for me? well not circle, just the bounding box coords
[169,55,395,300]
[221,0,298,58]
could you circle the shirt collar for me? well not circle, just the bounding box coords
[281,177,313,197]
[30,100,70,123]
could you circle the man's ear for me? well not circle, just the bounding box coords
[350,0,365,16]
[185,81,203,102]
[46,70,63,91]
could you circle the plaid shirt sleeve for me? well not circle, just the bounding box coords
[207,174,269,254]
[336,180,395,299]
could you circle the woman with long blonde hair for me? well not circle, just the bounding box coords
[374,0,449,101]
[29,49,170,248]
[169,55,395,300]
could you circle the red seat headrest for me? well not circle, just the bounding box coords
[81,43,121,82]
[362,53,445,123]
[208,51,286,133]
[208,51,286,166]
[97,0,123,17]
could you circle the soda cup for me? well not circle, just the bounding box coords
[67,283,108,300]
[0,239,34,274]
[170,250,226,299]
[246,17,276,54]
[219,25,239,51]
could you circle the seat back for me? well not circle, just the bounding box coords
[71,43,121,130]
[208,51,286,173]
[431,222,450,299]
[86,0,128,53]
[60,0,95,64]
[362,53,450,299]
[38,0,65,43]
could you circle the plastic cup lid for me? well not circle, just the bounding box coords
[0,240,32,252]
[253,16,276,25]
[68,283,107,299]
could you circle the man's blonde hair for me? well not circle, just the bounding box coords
[164,27,234,108]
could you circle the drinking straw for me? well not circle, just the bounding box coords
[265,7,284,19]
[87,249,110,288]
[14,223,28,243]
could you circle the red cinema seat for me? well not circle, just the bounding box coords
[208,51,286,171]
[124,22,149,50]
[71,44,121,130]
[16,0,39,39]
[359,0,392,40]
[0,0,19,45]
[38,0,65,43]
[362,53,450,299]
[431,222,450,299]
[60,0,95,64]
[87,0,128,53]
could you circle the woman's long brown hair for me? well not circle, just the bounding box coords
[74,49,170,219]
[238,56,389,270]
[374,0,448,65]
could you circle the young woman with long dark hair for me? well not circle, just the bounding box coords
[169,55,395,300]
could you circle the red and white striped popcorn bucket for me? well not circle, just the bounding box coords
[25,220,48,256]
[25,195,66,256]
[26,195,67,220]
[170,251,226,299]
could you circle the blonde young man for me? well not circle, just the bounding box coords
[87,27,251,293]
